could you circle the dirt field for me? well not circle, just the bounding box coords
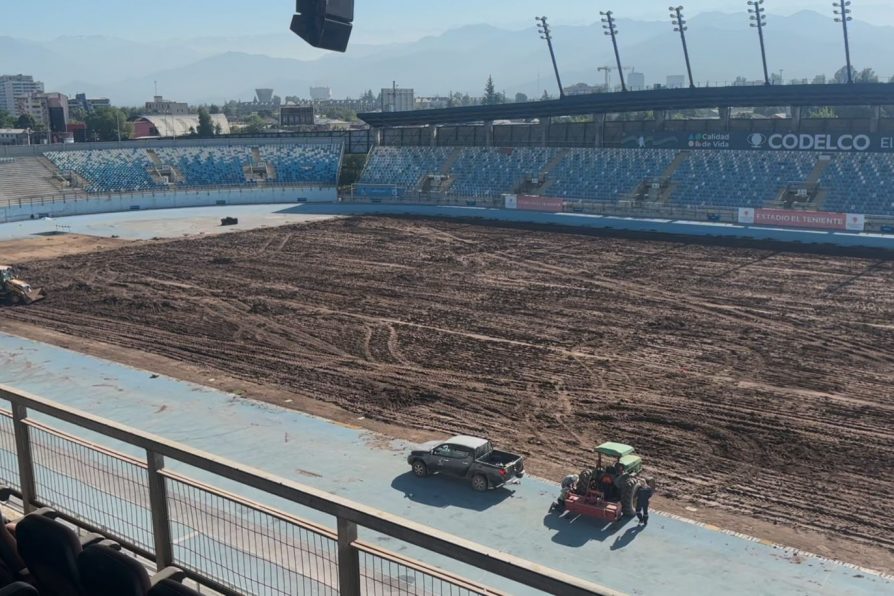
[3,217,893,569]
[0,234,129,262]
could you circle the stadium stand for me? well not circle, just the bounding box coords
[359,146,454,189]
[449,147,557,197]
[669,151,816,208]
[45,149,161,194]
[0,157,66,203]
[153,146,248,187]
[258,143,342,184]
[12,143,894,217]
[820,153,894,216]
[41,144,342,194]
[547,148,677,202]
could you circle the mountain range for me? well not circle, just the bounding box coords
[1,10,892,107]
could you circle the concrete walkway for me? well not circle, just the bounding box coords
[0,333,890,596]
[0,204,339,242]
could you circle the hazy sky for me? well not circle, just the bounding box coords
[3,1,891,43]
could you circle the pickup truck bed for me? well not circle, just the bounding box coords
[479,450,518,466]
[407,436,525,491]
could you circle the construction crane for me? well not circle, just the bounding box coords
[597,66,614,89]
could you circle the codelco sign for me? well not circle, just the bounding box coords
[623,132,894,152]
[745,133,872,152]
[739,208,865,232]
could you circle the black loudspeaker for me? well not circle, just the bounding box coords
[290,0,354,52]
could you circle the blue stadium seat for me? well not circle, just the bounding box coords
[45,149,162,194]
[820,153,894,216]
[449,147,557,197]
[45,144,343,193]
[669,151,815,208]
[359,146,453,189]
[258,144,342,185]
[548,148,677,202]
[154,146,249,187]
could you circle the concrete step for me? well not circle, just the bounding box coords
[661,151,690,180]
[439,148,462,175]
[0,157,65,202]
[806,156,832,185]
[146,149,163,168]
[537,148,570,195]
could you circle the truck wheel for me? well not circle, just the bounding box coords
[411,460,428,478]
[471,474,488,492]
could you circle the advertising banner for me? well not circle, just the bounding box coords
[516,195,564,212]
[353,185,404,199]
[845,213,866,232]
[622,132,894,153]
[738,207,755,224]
[738,208,865,232]
[503,194,518,209]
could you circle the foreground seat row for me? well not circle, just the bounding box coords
[1,508,201,596]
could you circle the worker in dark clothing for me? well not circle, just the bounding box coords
[636,478,656,526]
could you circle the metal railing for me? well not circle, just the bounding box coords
[0,384,619,596]
[0,134,370,158]
[346,187,740,224]
[343,188,894,233]
[0,183,336,210]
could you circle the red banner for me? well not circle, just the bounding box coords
[740,208,865,232]
[516,195,564,212]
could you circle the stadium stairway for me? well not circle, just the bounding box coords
[762,156,828,210]
[439,149,462,175]
[628,150,692,204]
[145,149,163,168]
[418,148,464,193]
[0,156,68,204]
[145,149,183,186]
[533,148,570,195]
[805,157,833,210]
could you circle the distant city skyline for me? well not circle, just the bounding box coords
[3,5,892,106]
[3,1,893,46]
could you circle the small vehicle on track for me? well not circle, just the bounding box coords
[407,435,525,491]
[552,442,644,521]
[0,266,46,306]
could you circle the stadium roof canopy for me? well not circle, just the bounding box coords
[359,83,894,127]
[134,114,231,137]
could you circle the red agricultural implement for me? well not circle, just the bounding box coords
[551,442,644,522]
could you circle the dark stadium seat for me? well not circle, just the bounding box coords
[0,521,26,586]
[147,578,204,596]
[16,511,84,596]
[79,543,202,596]
[0,490,27,586]
[0,582,38,596]
[78,544,151,596]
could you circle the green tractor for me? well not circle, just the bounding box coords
[574,442,644,516]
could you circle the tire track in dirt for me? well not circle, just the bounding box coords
[4,216,894,564]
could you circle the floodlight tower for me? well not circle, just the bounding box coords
[748,0,770,86]
[833,0,854,84]
[600,11,626,92]
[536,16,565,98]
[669,6,695,88]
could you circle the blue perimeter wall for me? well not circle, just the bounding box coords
[283,202,894,250]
